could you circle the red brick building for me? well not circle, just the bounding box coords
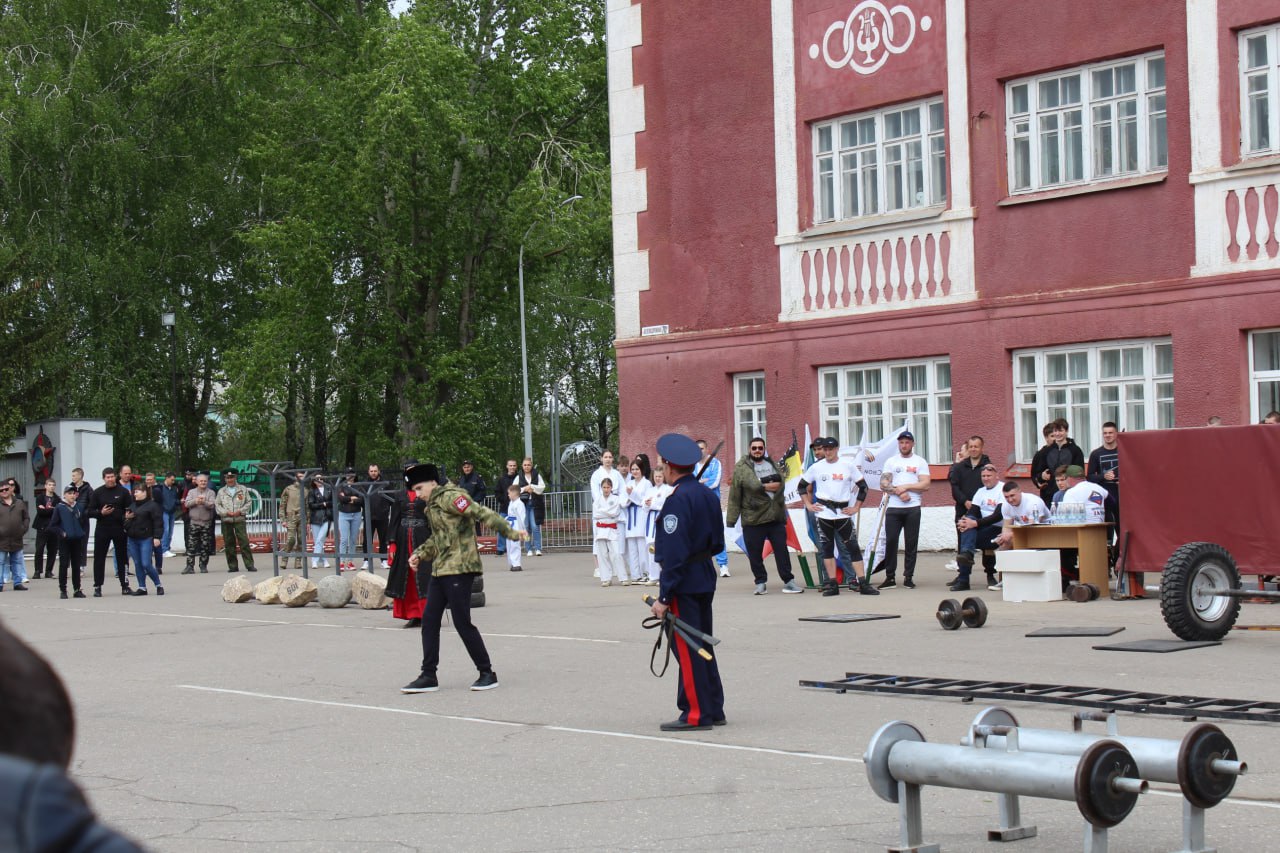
[607,0,1280,542]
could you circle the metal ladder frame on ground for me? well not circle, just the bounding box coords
[800,672,1280,723]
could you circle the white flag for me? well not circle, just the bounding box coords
[843,421,911,493]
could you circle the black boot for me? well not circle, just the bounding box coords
[821,580,840,597]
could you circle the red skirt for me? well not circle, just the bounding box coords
[392,570,426,620]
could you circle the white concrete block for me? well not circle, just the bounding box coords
[999,549,1062,603]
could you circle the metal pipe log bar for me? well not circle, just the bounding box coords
[965,709,1246,809]
[866,721,1147,835]
[1145,584,1280,601]
[966,708,1242,853]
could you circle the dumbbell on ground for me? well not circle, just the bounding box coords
[936,596,988,630]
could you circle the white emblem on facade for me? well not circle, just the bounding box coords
[807,2,932,76]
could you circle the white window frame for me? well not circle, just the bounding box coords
[1241,25,1280,158]
[1012,339,1174,462]
[818,358,952,464]
[1006,51,1167,194]
[734,372,767,458]
[812,98,946,225]
[1248,328,1280,421]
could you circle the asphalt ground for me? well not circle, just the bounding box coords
[2,551,1277,852]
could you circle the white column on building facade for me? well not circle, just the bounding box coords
[607,0,648,340]
[1186,0,1223,176]
[771,0,799,242]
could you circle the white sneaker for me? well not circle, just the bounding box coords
[944,560,959,571]
[719,567,731,578]
[535,550,543,556]
[646,579,659,586]
[988,580,1003,591]
[753,583,767,595]
[600,580,612,587]
[781,580,805,594]
[163,551,176,558]
[360,560,369,569]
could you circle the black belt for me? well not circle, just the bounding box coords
[818,498,849,510]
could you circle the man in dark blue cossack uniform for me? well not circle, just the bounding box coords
[651,433,726,732]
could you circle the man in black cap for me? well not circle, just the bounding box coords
[878,431,930,589]
[215,469,257,573]
[403,463,527,693]
[650,433,726,731]
[455,460,487,535]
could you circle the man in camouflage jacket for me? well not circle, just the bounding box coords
[279,471,306,571]
[215,470,257,573]
[402,464,527,694]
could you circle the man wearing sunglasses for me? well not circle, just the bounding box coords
[0,480,30,591]
[725,438,803,596]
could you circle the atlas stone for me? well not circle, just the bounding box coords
[317,574,353,608]
[351,570,388,610]
[278,574,318,608]
[221,576,254,603]
[253,576,284,605]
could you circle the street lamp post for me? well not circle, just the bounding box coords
[160,311,180,472]
[518,194,581,461]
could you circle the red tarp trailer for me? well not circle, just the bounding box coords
[1120,425,1280,576]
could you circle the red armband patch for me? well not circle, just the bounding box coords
[453,494,472,513]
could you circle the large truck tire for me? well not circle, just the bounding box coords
[1160,542,1241,641]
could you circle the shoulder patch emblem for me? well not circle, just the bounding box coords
[453,494,471,513]
[663,515,678,534]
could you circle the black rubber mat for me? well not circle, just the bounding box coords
[1092,639,1220,652]
[1026,626,1125,637]
[798,613,901,623]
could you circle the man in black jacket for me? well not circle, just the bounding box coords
[456,460,487,536]
[1030,419,1085,504]
[363,463,391,569]
[493,459,519,555]
[947,436,989,557]
[87,468,132,597]
[1087,421,1121,556]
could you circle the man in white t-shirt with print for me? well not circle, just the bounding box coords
[1062,464,1108,523]
[994,481,1050,547]
[877,431,931,589]
[799,437,879,597]
[951,463,1004,592]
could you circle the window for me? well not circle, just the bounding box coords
[1242,25,1280,156]
[1013,339,1174,461]
[1249,329,1280,420]
[814,99,946,224]
[734,373,767,457]
[819,358,952,463]
[1007,52,1167,193]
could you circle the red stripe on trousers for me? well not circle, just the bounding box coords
[670,599,701,726]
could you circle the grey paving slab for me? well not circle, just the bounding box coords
[1,552,1277,851]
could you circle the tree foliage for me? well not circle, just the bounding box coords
[0,0,615,481]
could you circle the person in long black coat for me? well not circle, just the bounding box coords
[385,486,432,627]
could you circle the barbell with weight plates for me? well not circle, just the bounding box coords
[936,596,989,630]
